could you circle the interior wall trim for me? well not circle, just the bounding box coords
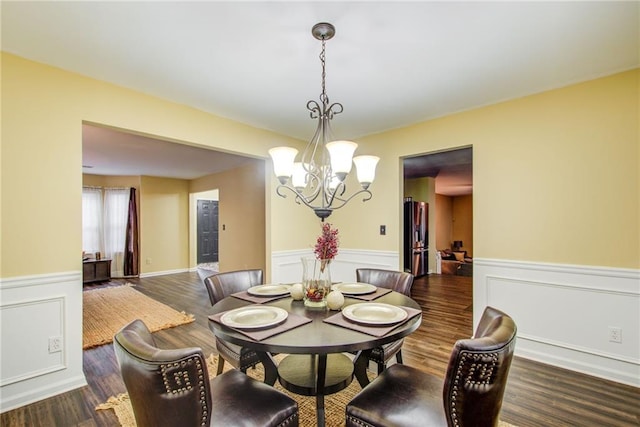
[476,258,639,280]
[271,249,400,284]
[0,296,67,386]
[0,271,86,413]
[0,271,80,289]
[474,258,640,387]
[140,268,190,278]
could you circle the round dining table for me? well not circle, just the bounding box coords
[208,290,422,427]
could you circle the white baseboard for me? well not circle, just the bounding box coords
[474,258,640,387]
[0,374,87,413]
[140,268,190,278]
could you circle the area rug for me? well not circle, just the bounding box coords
[96,354,518,427]
[83,284,194,349]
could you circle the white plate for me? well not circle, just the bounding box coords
[220,306,288,329]
[247,284,292,297]
[342,303,408,325]
[331,282,377,295]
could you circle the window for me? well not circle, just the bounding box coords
[82,187,103,253]
[82,186,130,277]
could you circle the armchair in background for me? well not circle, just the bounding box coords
[355,268,415,374]
[203,269,265,377]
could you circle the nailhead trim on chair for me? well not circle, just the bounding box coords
[449,351,499,427]
[160,356,209,426]
[345,415,376,427]
[277,412,300,427]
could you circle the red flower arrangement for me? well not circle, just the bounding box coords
[314,222,339,267]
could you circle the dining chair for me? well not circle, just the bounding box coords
[346,306,517,427]
[113,319,299,427]
[203,269,265,375]
[355,268,415,374]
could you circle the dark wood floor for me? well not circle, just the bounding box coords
[2,272,638,426]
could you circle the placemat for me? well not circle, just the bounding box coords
[323,306,422,337]
[345,287,392,301]
[231,290,292,304]
[209,310,311,341]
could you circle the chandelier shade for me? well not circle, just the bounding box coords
[353,155,380,189]
[268,22,380,220]
[268,146,299,184]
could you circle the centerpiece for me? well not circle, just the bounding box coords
[302,223,339,308]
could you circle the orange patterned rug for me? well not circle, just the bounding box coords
[83,284,194,349]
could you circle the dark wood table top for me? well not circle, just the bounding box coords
[208,291,422,355]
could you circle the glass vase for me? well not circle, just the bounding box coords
[301,257,332,308]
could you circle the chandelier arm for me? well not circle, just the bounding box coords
[307,100,321,120]
[301,116,324,169]
[326,189,373,210]
[275,183,327,211]
[326,102,343,120]
[274,166,324,205]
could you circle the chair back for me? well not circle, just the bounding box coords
[356,268,414,296]
[113,319,212,427]
[204,269,264,305]
[442,306,517,427]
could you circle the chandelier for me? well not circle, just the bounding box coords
[268,22,379,221]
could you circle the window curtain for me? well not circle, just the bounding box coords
[103,188,130,277]
[123,187,139,277]
[82,187,104,255]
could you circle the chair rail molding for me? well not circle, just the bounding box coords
[473,258,640,387]
[271,249,400,284]
[0,271,87,413]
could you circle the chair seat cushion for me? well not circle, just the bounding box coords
[211,370,298,427]
[346,364,446,427]
[216,337,261,371]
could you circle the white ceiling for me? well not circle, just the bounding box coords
[3,2,638,193]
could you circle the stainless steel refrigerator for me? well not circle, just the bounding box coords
[403,198,428,276]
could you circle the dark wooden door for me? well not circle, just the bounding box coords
[197,200,218,263]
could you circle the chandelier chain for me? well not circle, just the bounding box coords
[320,37,328,107]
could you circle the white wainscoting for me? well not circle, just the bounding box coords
[271,249,400,284]
[474,258,640,387]
[0,272,87,413]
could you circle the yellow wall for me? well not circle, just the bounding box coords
[452,194,473,257]
[191,161,267,272]
[353,69,639,268]
[434,194,473,257]
[1,52,306,278]
[435,194,453,251]
[404,177,432,202]
[139,176,190,273]
[2,52,638,278]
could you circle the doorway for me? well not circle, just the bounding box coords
[402,146,473,275]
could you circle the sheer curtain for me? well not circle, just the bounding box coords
[82,187,104,255]
[103,188,130,277]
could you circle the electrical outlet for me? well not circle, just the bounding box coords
[608,327,622,343]
[146,258,152,265]
[380,225,386,235]
[49,336,63,353]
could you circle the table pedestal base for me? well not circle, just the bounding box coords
[278,354,354,427]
